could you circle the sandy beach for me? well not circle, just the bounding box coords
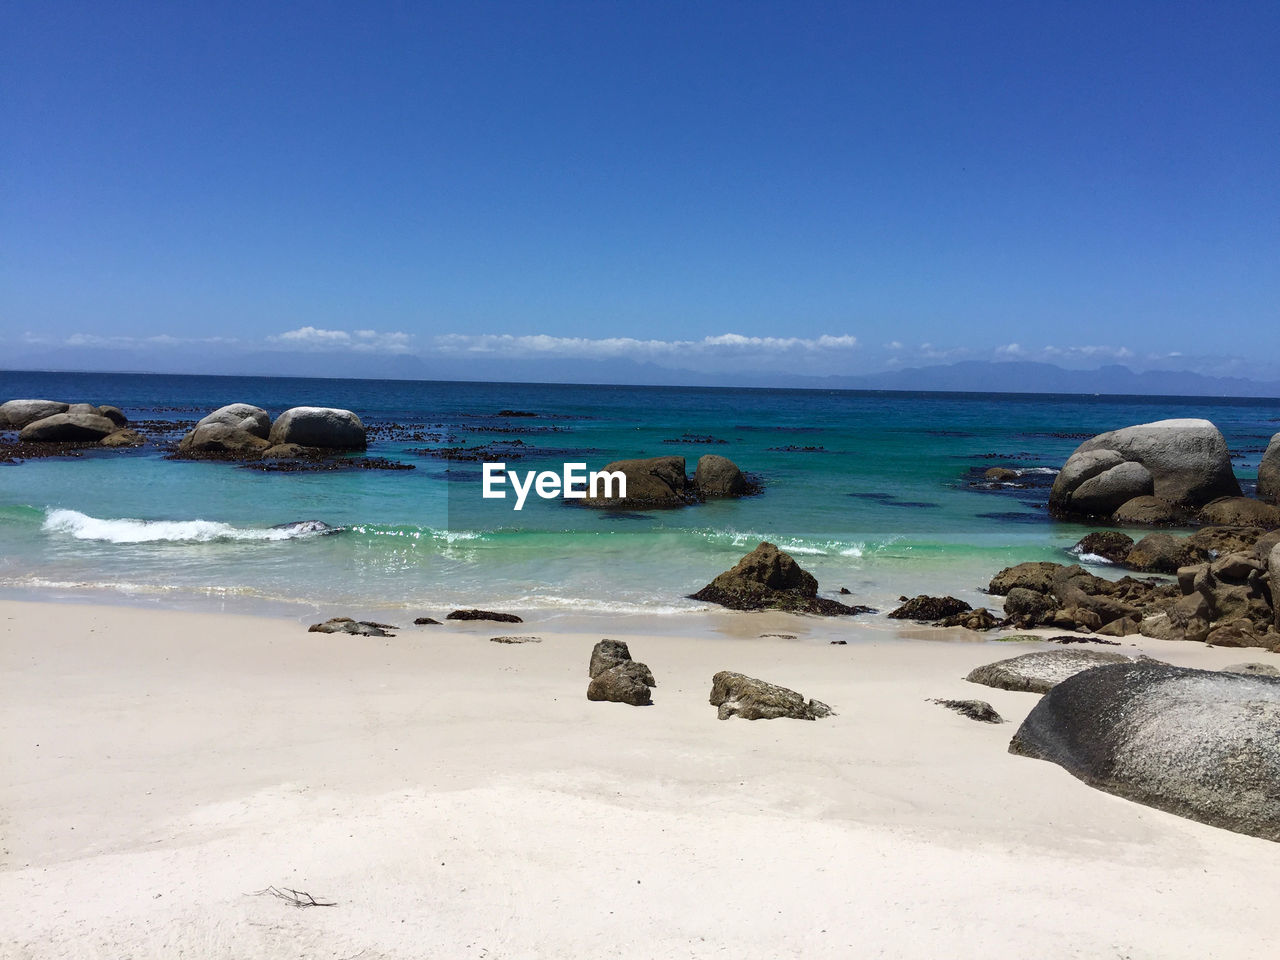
[2,598,1277,959]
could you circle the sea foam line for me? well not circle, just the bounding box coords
[41,509,334,544]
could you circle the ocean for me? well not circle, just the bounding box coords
[2,370,1277,625]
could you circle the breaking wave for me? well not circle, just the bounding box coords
[42,509,339,544]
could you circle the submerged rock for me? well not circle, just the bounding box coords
[709,670,831,720]
[693,454,751,497]
[1071,531,1134,564]
[1009,660,1280,842]
[1221,662,1280,677]
[966,649,1136,694]
[583,455,690,507]
[689,541,870,616]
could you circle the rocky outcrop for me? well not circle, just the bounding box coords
[694,454,750,496]
[966,649,1136,694]
[446,609,523,623]
[308,617,398,637]
[929,698,1004,723]
[709,671,831,720]
[1198,497,1280,530]
[0,399,70,429]
[268,407,367,449]
[1050,419,1240,520]
[19,411,119,442]
[990,561,1174,634]
[1259,434,1280,505]
[1009,660,1280,842]
[689,542,870,615]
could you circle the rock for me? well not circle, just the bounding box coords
[1112,495,1190,525]
[965,649,1135,694]
[588,639,656,686]
[1071,531,1134,564]
[268,407,366,449]
[1188,525,1264,559]
[938,607,999,630]
[587,663,653,705]
[413,617,441,625]
[490,635,541,643]
[989,562,1062,596]
[100,429,144,447]
[984,467,1020,481]
[201,403,271,437]
[887,595,971,621]
[446,609,523,623]
[1198,497,1280,530]
[1050,419,1240,517]
[0,399,69,429]
[1258,434,1280,504]
[260,443,308,459]
[929,699,1004,723]
[1222,662,1280,677]
[1273,544,1280,631]
[1008,660,1280,842]
[1207,620,1271,649]
[689,541,870,616]
[693,454,751,496]
[709,670,831,720]
[1252,529,1280,561]
[19,411,118,442]
[1126,532,1198,573]
[177,422,272,458]
[308,616,398,637]
[1003,587,1059,626]
[97,405,128,427]
[583,455,688,507]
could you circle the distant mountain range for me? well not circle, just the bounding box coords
[5,348,1279,399]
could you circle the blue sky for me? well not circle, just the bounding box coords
[2,1,1277,381]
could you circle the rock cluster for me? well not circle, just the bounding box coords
[689,542,872,616]
[886,595,999,628]
[176,403,367,460]
[586,640,655,705]
[583,454,760,508]
[1,398,138,448]
[709,670,831,720]
[989,561,1178,636]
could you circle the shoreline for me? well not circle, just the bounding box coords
[3,597,1278,959]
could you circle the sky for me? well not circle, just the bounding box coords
[2,1,1277,383]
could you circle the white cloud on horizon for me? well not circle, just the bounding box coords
[269,326,414,354]
[430,332,859,362]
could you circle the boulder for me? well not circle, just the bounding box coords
[583,455,688,507]
[1071,531,1134,564]
[984,467,1020,481]
[965,649,1135,694]
[1259,434,1280,504]
[446,609,523,623]
[1197,497,1280,530]
[587,663,653,705]
[1050,419,1240,517]
[1112,496,1190,526]
[100,429,144,448]
[938,607,999,630]
[693,454,750,497]
[929,698,1004,723]
[1188,525,1264,559]
[97,405,128,427]
[1206,620,1270,649]
[1222,662,1280,677]
[689,541,869,615]
[887,595,971,622]
[709,670,831,720]
[177,421,272,457]
[1126,532,1198,573]
[588,639,655,686]
[1273,543,1280,631]
[195,403,271,438]
[308,616,398,637]
[18,411,118,442]
[1252,529,1280,561]
[261,443,308,459]
[1002,587,1059,626]
[268,407,366,449]
[0,399,69,429]
[988,562,1062,596]
[1009,660,1280,842]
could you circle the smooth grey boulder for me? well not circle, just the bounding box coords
[0,399,69,429]
[1222,663,1280,677]
[1051,419,1240,515]
[268,406,366,449]
[709,670,831,720]
[1259,434,1280,505]
[693,454,749,497]
[18,411,118,442]
[588,639,656,686]
[965,649,1135,694]
[97,405,128,427]
[1069,461,1154,516]
[1198,497,1280,530]
[197,403,271,438]
[177,422,271,457]
[1112,495,1190,525]
[1009,661,1280,842]
[587,663,653,705]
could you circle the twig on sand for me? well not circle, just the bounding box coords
[247,885,337,907]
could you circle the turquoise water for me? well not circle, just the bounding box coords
[2,371,1277,621]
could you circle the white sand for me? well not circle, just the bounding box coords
[2,599,1278,959]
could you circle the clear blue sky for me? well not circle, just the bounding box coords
[2,1,1277,379]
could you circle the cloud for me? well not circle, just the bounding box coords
[269,326,414,354]
[432,332,859,362]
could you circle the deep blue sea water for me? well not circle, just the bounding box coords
[2,370,1277,623]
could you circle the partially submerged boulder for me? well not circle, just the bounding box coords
[583,455,689,507]
[689,541,870,615]
[1198,497,1280,530]
[19,411,118,442]
[1050,419,1240,520]
[1009,660,1280,842]
[100,429,145,448]
[0,399,70,429]
[1112,495,1189,526]
[965,649,1135,694]
[268,407,367,449]
[693,454,750,496]
[177,403,274,458]
[446,608,523,623]
[888,595,972,622]
[308,616,398,637]
[1222,662,1280,677]
[709,670,831,720]
[1126,532,1199,573]
[1071,531,1134,564]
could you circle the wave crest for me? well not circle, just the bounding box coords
[42,509,337,544]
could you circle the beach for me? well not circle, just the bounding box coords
[4,598,1278,960]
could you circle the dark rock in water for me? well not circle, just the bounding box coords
[19,411,118,442]
[97,405,128,427]
[413,617,441,625]
[1009,660,1280,842]
[0,399,70,429]
[271,519,340,536]
[984,467,1019,482]
[1258,433,1280,505]
[693,454,753,497]
[709,670,831,720]
[244,455,414,472]
[587,663,653,705]
[966,649,1136,694]
[269,406,367,449]
[689,542,871,616]
[1071,531,1134,564]
[929,698,1004,723]
[1198,496,1280,530]
[583,455,690,508]
[497,409,538,418]
[308,617,398,637]
[1113,495,1190,526]
[1222,662,1280,677]
[1127,532,1199,573]
[446,608,523,623]
[888,595,971,622]
[490,635,541,643]
[261,443,307,459]
[838,587,852,594]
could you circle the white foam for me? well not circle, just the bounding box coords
[42,509,329,544]
[1076,552,1115,565]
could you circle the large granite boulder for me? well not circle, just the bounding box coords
[268,407,366,449]
[1009,660,1280,842]
[966,649,1136,694]
[0,399,69,429]
[1198,497,1280,530]
[176,403,274,457]
[1050,419,1240,518]
[693,454,749,497]
[689,541,869,615]
[988,562,1062,596]
[1113,495,1190,526]
[1259,434,1280,505]
[583,455,689,507]
[709,671,831,720]
[200,403,271,437]
[18,411,118,442]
